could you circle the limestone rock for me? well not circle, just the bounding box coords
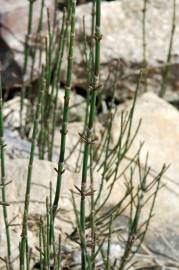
[3,96,29,129]
[0,0,54,88]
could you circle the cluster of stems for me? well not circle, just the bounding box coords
[52,0,77,219]
[79,0,101,268]
[0,0,170,269]
[19,71,45,270]
[20,0,35,134]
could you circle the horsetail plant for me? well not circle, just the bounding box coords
[0,0,171,269]
[159,0,176,97]
[20,0,35,134]
[30,0,45,82]
[79,0,101,268]
[52,0,77,219]
[106,215,113,270]
[89,147,96,270]
[118,158,167,270]
[25,0,45,135]
[142,0,148,92]
[49,9,68,161]
[63,15,96,172]
[19,70,45,270]
[38,12,60,160]
[0,72,12,270]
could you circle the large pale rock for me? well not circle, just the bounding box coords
[0,0,54,88]
[112,92,179,258]
[62,0,179,100]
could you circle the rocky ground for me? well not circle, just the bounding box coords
[1,0,179,269]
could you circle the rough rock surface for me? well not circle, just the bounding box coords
[62,0,179,100]
[0,0,54,88]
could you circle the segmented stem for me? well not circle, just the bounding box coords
[19,71,44,270]
[80,0,101,268]
[0,73,12,269]
[52,0,77,219]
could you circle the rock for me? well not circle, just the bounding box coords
[57,88,86,122]
[111,92,179,259]
[3,96,29,129]
[4,129,32,159]
[0,0,54,88]
[61,0,179,100]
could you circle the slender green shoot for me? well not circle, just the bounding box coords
[52,0,77,219]
[142,0,148,92]
[19,71,44,270]
[159,0,176,97]
[80,0,101,268]
[0,73,12,270]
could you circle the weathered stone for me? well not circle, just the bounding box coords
[61,0,179,100]
[0,0,54,88]
[3,96,29,129]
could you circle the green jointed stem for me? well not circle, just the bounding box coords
[80,0,101,268]
[30,0,45,80]
[0,74,12,269]
[46,8,53,91]
[142,0,148,92]
[52,0,77,219]
[38,0,45,33]
[24,0,34,74]
[159,0,176,97]
[49,10,67,161]
[38,13,54,160]
[57,235,62,270]
[89,149,96,269]
[39,224,43,270]
[19,72,44,270]
[106,215,113,270]
[42,222,48,270]
[20,0,34,132]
